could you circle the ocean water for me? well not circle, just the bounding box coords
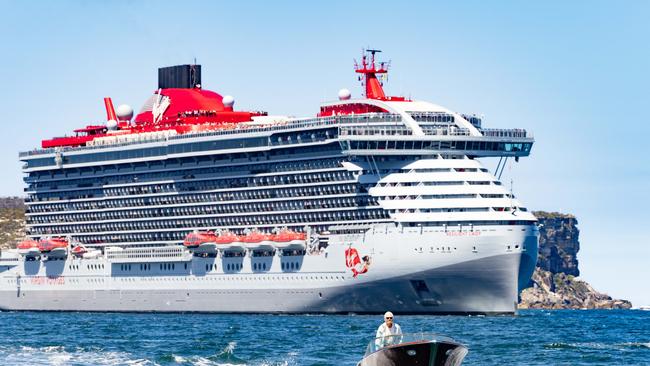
[0,310,647,365]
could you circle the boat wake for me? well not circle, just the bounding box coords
[0,345,156,366]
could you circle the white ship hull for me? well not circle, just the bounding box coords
[0,224,537,314]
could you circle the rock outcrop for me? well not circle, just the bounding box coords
[519,268,632,309]
[519,211,632,309]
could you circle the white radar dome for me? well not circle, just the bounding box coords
[338,88,351,100]
[106,119,118,130]
[116,104,134,121]
[222,95,235,108]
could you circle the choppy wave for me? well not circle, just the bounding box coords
[0,345,157,366]
[544,341,650,350]
[0,310,648,365]
[1,343,298,366]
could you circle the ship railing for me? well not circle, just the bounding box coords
[340,125,472,137]
[479,128,532,138]
[105,245,189,262]
[364,333,464,356]
[422,126,471,136]
[409,111,456,123]
[340,125,414,136]
[19,114,404,157]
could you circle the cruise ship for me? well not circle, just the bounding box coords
[0,50,538,314]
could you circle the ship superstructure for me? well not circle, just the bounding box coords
[0,51,538,314]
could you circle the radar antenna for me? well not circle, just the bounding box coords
[354,48,390,100]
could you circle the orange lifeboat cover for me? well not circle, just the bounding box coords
[183,231,217,247]
[18,240,39,250]
[38,238,69,252]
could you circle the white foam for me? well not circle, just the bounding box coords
[1,345,159,366]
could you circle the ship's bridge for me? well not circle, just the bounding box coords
[318,98,533,159]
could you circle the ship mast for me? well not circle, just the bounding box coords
[354,49,389,100]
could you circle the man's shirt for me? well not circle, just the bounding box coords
[375,323,402,349]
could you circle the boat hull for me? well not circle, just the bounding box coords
[0,225,537,314]
[358,340,467,366]
[0,253,531,314]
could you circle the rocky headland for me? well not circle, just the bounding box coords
[518,211,632,309]
[0,198,632,309]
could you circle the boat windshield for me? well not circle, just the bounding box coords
[364,333,468,365]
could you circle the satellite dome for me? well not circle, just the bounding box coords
[338,88,351,100]
[222,95,235,108]
[116,104,134,121]
[106,119,118,130]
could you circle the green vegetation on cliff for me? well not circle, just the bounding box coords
[0,197,24,250]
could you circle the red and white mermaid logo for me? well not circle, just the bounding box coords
[345,246,372,277]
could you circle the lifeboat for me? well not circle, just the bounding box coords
[38,237,69,258]
[272,228,307,250]
[215,231,246,252]
[242,230,274,251]
[17,240,40,257]
[184,231,218,254]
[71,245,87,257]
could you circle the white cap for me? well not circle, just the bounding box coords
[384,311,394,319]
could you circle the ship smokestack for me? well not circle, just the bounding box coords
[158,64,202,89]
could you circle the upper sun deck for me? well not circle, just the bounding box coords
[19,52,534,167]
[19,111,533,174]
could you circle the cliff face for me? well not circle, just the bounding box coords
[0,197,25,250]
[534,212,580,277]
[519,211,632,309]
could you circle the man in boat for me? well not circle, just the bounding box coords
[375,311,403,349]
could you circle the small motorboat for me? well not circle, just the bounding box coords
[358,333,467,366]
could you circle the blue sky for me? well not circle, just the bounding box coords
[1,1,648,306]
